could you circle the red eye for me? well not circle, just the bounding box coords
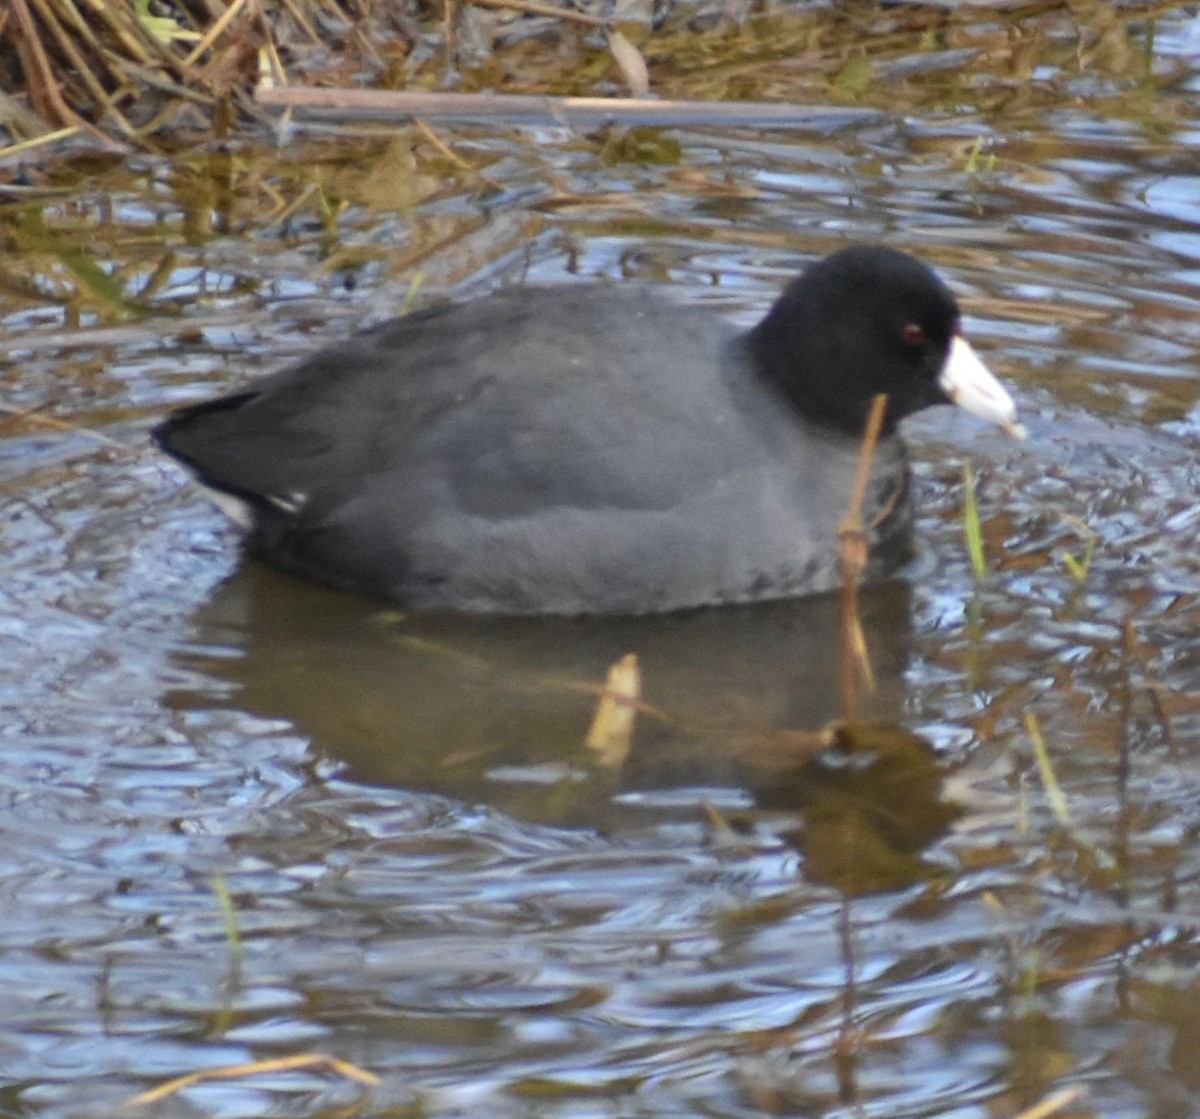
[902,323,925,346]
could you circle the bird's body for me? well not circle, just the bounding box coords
[155,246,1022,614]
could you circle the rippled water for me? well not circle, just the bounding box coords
[3,4,1200,1117]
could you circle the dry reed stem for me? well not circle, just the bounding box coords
[0,125,80,159]
[585,653,640,767]
[836,393,888,719]
[1121,616,1178,755]
[183,0,253,67]
[82,0,194,80]
[127,1053,380,1106]
[443,0,458,82]
[467,0,609,29]
[9,0,101,144]
[0,404,128,451]
[73,0,152,63]
[412,117,503,191]
[276,0,323,45]
[254,85,876,128]
[0,85,51,136]
[31,0,133,136]
[1009,1085,1085,1119]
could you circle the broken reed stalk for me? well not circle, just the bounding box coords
[837,393,888,720]
[183,0,253,69]
[411,117,504,190]
[1120,615,1177,756]
[127,1054,380,1106]
[585,653,641,769]
[466,0,609,28]
[253,85,877,129]
[1008,1086,1086,1119]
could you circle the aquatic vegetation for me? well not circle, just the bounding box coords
[961,460,987,582]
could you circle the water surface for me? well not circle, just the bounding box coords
[2,4,1200,1116]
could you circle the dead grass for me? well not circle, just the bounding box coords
[2,0,1196,159]
[0,0,411,151]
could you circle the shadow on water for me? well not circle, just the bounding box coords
[172,563,954,888]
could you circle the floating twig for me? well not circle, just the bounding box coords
[255,85,878,130]
[128,1054,380,1106]
[466,0,609,29]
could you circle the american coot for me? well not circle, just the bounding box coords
[155,245,1024,615]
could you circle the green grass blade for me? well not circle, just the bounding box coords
[962,460,986,581]
[210,874,244,964]
[1024,711,1072,827]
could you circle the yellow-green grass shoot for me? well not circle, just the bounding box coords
[962,461,986,582]
[1061,518,1098,585]
[1024,711,1071,828]
[210,874,244,965]
[963,136,997,175]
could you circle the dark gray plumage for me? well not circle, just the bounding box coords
[154,245,1022,614]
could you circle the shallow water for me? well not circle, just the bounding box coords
[3,3,1200,1116]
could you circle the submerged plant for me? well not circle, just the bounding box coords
[1059,517,1098,585]
[963,135,997,175]
[962,460,986,582]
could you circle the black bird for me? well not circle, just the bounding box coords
[154,245,1023,614]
